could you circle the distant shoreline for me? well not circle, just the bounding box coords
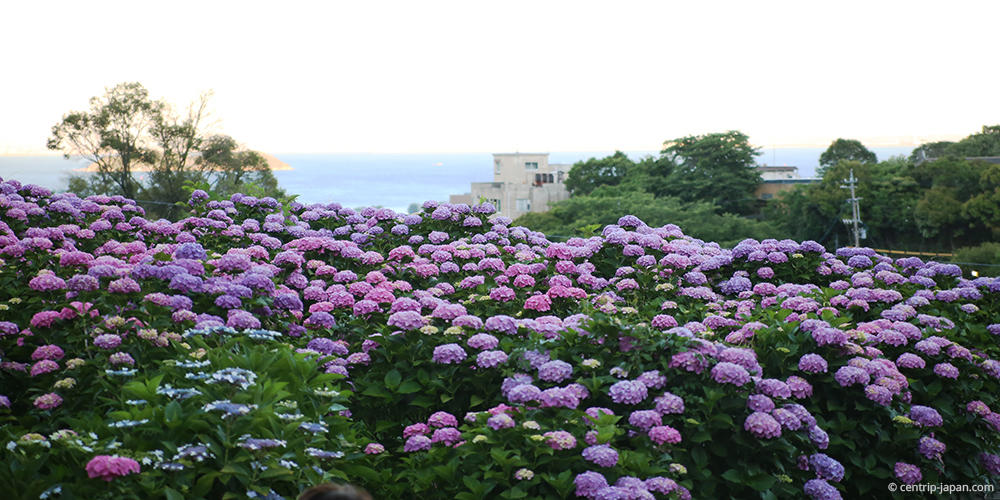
[75,152,293,172]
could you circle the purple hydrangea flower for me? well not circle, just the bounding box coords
[809,453,845,482]
[404,435,432,452]
[980,453,1000,475]
[787,376,812,399]
[747,394,775,412]
[833,366,870,387]
[538,360,573,383]
[744,411,781,439]
[864,385,892,406]
[575,472,609,498]
[894,462,922,485]
[918,435,946,461]
[467,333,499,350]
[93,334,122,350]
[711,362,751,386]
[476,350,508,368]
[432,344,467,364]
[582,444,619,467]
[654,392,685,414]
[896,353,925,369]
[909,405,943,427]
[803,479,842,500]
[933,362,959,379]
[798,353,828,374]
[608,380,647,405]
[487,413,515,430]
[648,425,682,445]
[628,410,662,431]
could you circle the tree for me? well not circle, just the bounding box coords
[908,125,1000,163]
[197,135,275,194]
[947,125,1000,157]
[48,83,285,218]
[909,141,955,163]
[659,131,762,215]
[564,151,635,196]
[818,138,877,173]
[48,82,161,200]
[142,93,210,214]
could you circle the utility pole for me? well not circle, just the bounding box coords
[841,169,862,247]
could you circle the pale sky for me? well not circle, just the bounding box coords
[1,0,998,155]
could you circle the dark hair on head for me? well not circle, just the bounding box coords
[298,483,373,500]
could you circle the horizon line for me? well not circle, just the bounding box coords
[0,144,924,158]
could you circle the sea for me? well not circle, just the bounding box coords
[0,147,913,213]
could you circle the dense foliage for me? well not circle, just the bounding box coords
[817,139,877,175]
[518,132,776,247]
[1,176,999,499]
[768,155,1000,253]
[532,127,1000,264]
[660,131,762,216]
[910,125,1000,162]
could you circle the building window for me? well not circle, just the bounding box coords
[494,159,501,176]
[516,198,531,212]
[487,198,501,212]
[761,193,773,200]
[534,173,555,185]
[557,171,564,183]
[524,161,538,170]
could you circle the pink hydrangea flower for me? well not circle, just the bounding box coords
[85,455,140,481]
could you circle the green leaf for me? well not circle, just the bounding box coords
[721,469,742,483]
[691,447,708,468]
[164,487,184,500]
[384,370,402,389]
[463,476,482,493]
[504,486,528,499]
[164,401,182,426]
[361,385,391,398]
[398,380,422,394]
[192,472,219,497]
[747,474,776,492]
[260,468,292,479]
[690,430,712,443]
[221,463,249,476]
[490,449,511,467]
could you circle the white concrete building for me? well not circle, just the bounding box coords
[753,165,820,200]
[450,153,571,219]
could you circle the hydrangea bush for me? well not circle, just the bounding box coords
[1,177,998,499]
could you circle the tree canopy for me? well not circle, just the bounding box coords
[818,138,877,173]
[767,147,1000,251]
[49,82,287,218]
[516,131,773,245]
[659,131,761,215]
[564,150,634,196]
[908,125,1000,162]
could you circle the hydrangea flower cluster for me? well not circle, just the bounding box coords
[2,177,1000,499]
